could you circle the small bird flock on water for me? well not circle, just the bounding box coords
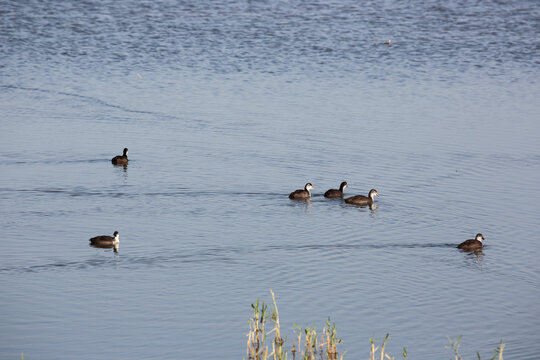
[90,149,485,254]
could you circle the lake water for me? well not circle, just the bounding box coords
[1,0,539,359]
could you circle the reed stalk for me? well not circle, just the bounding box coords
[369,334,393,360]
[247,292,504,360]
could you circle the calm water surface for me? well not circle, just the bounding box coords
[1,1,539,359]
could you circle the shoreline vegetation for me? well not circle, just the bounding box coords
[245,291,504,360]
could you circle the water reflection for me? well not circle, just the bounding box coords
[90,243,119,253]
[459,249,485,269]
[461,249,484,257]
[343,202,379,211]
[287,197,314,213]
[112,163,128,181]
[112,163,128,171]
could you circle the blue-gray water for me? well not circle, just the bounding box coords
[1,1,539,359]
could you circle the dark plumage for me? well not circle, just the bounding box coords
[90,231,119,246]
[324,181,348,198]
[457,233,484,251]
[111,148,128,165]
[344,189,379,205]
[289,183,314,200]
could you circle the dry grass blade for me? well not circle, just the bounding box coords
[247,292,503,360]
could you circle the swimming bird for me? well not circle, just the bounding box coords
[344,189,379,205]
[324,181,348,198]
[384,39,392,45]
[457,233,484,251]
[289,183,314,200]
[90,231,119,246]
[111,148,128,165]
